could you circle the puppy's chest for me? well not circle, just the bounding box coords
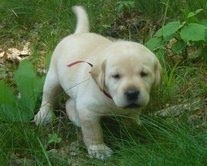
[92,103,139,117]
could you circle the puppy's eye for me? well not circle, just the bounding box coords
[112,74,121,79]
[140,71,148,77]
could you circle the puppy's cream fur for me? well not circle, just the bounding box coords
[34,6,161,160]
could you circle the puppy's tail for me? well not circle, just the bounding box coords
[72,6,89,34]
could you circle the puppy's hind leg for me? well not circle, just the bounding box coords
[34,69,61,125]
[66,99,80,127]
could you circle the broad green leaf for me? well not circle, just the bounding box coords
[172,40,186,54]
[0,61,43,121]
[0,81,18,121]
[195,9,203,14]
[0,61,43,122]
[155,21,181,39]
[0,81,16,105]
[156,49,166,60]
[14,60,44,121]
[187,9,203,18]
[146,37,163,50]
[180,23,207,42]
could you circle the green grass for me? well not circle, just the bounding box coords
[0,0,207,165]
[113,116,207,165]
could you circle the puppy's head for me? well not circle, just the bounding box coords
[91,41,161,109]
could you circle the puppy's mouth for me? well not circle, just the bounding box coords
[124,103,140,109]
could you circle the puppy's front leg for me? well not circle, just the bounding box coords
[79,113,113,160]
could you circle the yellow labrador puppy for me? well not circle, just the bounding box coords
[34,6,161,160]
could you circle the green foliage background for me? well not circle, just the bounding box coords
[0,61,43,122]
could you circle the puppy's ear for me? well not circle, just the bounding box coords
[154,59,162,87]
[90,60,106,90]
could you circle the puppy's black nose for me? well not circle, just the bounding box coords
[125,90,139,101]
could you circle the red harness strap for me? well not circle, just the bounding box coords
[102,89,112,99]
[67,61,112,99]
[67,60,93,67]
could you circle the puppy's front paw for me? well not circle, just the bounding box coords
[87,144,113,160]
[33,109,53,126]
